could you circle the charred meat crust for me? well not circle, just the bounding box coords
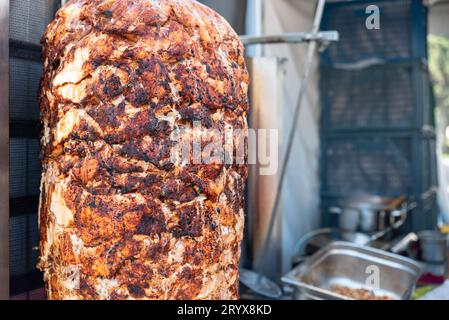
[39,0,248,300]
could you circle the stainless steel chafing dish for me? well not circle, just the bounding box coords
[282,242,423,300]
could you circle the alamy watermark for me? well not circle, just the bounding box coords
[366,5,380,30]
[365,265,381,290]
[170,121,278,176]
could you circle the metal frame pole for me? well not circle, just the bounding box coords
[254,0,327,278]
[0,0,9,300]
[240,31,338,46]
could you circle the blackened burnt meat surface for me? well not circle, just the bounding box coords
[38,0,249,300]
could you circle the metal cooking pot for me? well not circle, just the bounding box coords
[417,231,449,263]
[329,195,409,233]
[390,230,449,264]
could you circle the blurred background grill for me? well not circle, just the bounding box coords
[321,0,427,64]
[10,0,57,45]
[9,58,42,122]
[321,132,437,197]
[321,61,432,131]
[320,0,438,232]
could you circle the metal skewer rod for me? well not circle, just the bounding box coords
[240,31,338,46]
[253,0,327,285]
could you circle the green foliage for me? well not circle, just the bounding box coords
[429,35,449,153]
[428,35,449,108]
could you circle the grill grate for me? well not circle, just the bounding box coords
[9,213,39,277]
[321,0,427,64]
[322,133,437,197]
[9,0,57,45]
[9,58,42,121]
[319,0,436,232]
[321,62,432,132]
[9,138,41,198]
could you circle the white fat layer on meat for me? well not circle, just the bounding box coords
[223,121,234,162]
[55,108,83,144]
[61,293,81,300]
[161,203,179,228]
[167,241,185,264]
[236,209,245,240]
[218,193,227,205]
[226,172,239,198]
[170,106,181,118]
[55,108,102,144]
[176,196,207,209]
[95,278,119,300]
[148,0,164,12]
[221,226,229,235]
[221,226,236,246]
[39,165,59,264]
[53,47,90,86]
[57,81,88,103]
[206,77,225,95]
[38,178,45,229]
[61,265,80,291]
[46,91,55,107]
[217,47,231,71]
[226,265,238,285]
[196,271,224,299]
[161,203,172,216]
[235,213,245,242]
[112,95,125,106]
[221,249,232,266]
[63,2,83,20]
[124,105,143,117]
[70,234,84,256]
[43,214,63,266]
[50,183,74,227]
[156,110,180,126]
[212,109,224,122]
[42,119,51,146]
[241,81,248,92]
[169,82,180,103]
[128,192,146,203]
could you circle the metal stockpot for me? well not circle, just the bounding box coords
[329,195,408,233]
[417,231,449,263]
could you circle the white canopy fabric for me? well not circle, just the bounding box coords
[247,0,321,275]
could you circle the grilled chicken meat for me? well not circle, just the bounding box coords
[38,0,249,300]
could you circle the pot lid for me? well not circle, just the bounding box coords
[341,195,397,211]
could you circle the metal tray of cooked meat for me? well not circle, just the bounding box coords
[282,241,423,300]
